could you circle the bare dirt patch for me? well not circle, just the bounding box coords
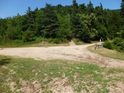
[19,80,42,93]
[49,78,74,93]
[109,82,124,93]
[0,43,124,68]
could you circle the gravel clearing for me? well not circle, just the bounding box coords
[0,43,124,68]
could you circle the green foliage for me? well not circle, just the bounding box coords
[0,0,124,48]
[104,38,124,52]
[35,10,43,36]
[47,38,68,44]
[87,1,94,14]
[79,13,97,42]
[96,25,108,40]
[57,14,72,39]
[70,14,83,39]
[112,38,124,52]
[72,0,79,14]
[41,4,59,38]
[22,30,35,42]
[121,0,124,17]
[119,30,124,38]
[103,40,113,49]
[73,38,84,45]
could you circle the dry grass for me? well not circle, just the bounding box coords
[88,46,124,60]
[0,55,124,93]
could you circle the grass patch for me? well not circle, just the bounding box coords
[0,39,69,48]
[88,46,124,60]
[72,39,85,45]
[0,56,124,93]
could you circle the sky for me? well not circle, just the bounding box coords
[0,0,121,18]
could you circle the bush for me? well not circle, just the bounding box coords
[112,38,124,52]
[112,38,123,46]
[119,42,124,52]
[104,38,124,52]
[103,41,113,49]
[73,38,84,45]
[47,38,68,44]
[22,30,35,42]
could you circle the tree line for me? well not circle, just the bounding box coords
[0,0,123,44]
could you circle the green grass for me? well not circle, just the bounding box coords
[88,46,124,60]
[0,38,89,48]
[0,56,124,93]
[0,39,69,48]
[72,38,86,45]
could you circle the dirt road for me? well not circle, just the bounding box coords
[0,43,124,68]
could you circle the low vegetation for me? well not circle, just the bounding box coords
[0,0,124,93]
[88,45,124,60]
[104,38,124,52]
[0,0,124,48]
[0,56,124,93]
[0,38,69,48]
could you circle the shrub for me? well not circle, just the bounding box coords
[103,40,113,49]
[104,38,124,52]
[119,42,124,52]
[73,38,84,45]
[112,38,124,52]
[22,30,35,42]
[112,38,123,46]
[47,38,68,44]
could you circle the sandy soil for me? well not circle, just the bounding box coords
[0,43,124,68]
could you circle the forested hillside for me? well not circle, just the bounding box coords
[0,0,123,44]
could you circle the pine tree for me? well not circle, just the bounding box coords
[26,7,36,32]
[120,0,124,28]
[121,0,124,17]
[71,14,83,38]
[72,0,78,14]
[87,1,94,14]
[41,4,59,38]
[34,9,43,36]
[71,0,83,39]
[79,4,86,13]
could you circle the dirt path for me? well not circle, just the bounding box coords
[0,43,124,68]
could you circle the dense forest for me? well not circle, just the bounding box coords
[0,0,124,50]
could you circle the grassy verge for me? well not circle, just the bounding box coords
[0,38,91,48]
[88,46,124,60]
[0,56,124,93]
[0,39,69,48]
[72,39,86,45]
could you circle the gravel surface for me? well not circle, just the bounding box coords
[0,43,124,68]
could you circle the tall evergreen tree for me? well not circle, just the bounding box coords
[79,4,86,13]
[34,9,43,36]
[120,0,124,30]
[41,4,59,38]
[0,19,7,40]
[121,0,124,17]
[0,1,123,44]
[71,0,83,39]
[71,14,83,38]
[57,14,71,39]
[87,1,94,14]
[72,0,78,14]
[26,7,36,32]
